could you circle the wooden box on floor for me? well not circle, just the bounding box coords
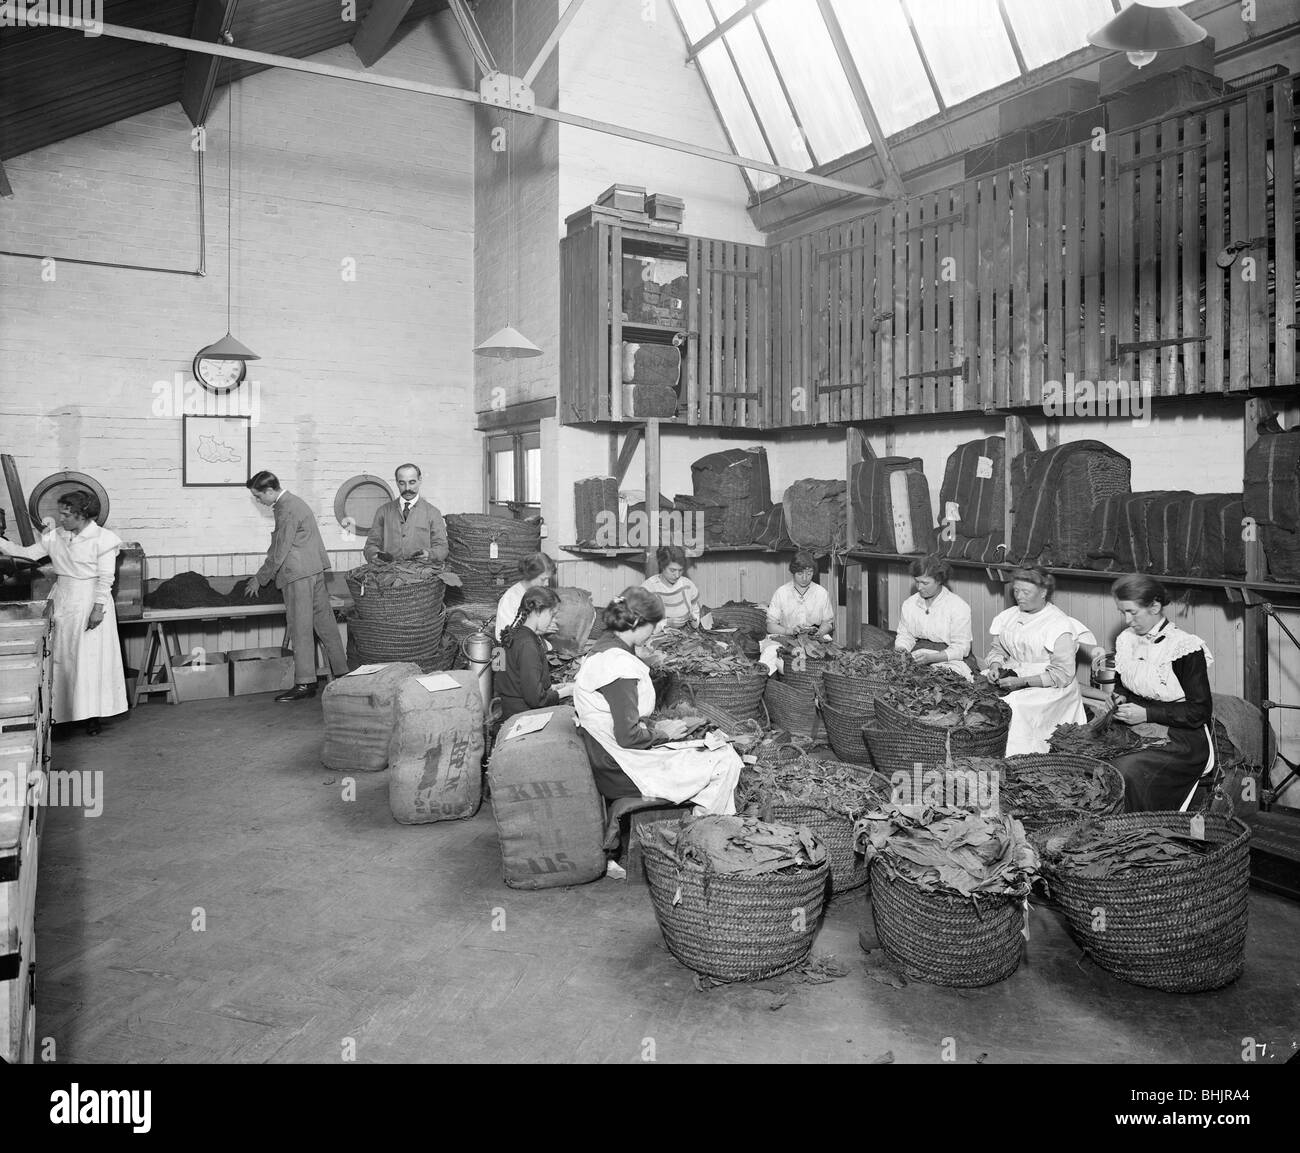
[229,647,295,696]
[169,652,230,701]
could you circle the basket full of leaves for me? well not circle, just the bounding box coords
[853,805,1039,987]
[997,754,1125,834]
[639,815,830,982]
[874,680,1011,756]
[1038,813,1250,992]
[740,755,891,894]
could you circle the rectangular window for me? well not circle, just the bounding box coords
[485,427,541,518]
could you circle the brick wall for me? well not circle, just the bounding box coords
[0,15,478,558]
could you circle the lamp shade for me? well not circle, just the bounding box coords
[198,331,260,361]
[1088,2,1208,53]
[474,325,542,360]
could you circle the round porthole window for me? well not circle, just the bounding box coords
[28,471,111,529]
[334,474,394,536]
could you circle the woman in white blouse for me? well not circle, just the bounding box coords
[894,556,974,679]
[0,491,128,733]
[758,551,835,674]
[982,567,1096,756]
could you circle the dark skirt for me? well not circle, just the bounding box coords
[1112,725,1212,812]
[578,730,641,800]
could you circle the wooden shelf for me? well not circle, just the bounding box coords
[562,544,793,559]
[619,321,689,342]
[844,549,1300,598]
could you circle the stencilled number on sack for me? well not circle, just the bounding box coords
[526,853,575,874]
[502,780,572,802]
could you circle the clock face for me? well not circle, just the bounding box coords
[193,354,247,393]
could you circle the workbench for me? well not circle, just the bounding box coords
[125,598,350,705]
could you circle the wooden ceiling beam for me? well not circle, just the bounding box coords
[352,0,417,69]
[0,160,12,198]
[180,0,242,127]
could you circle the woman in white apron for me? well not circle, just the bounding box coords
[1089,574,1215,812]
[894,555,974,680]
[0,490,128,733]
[982,567,1095,756]
[574,587,741,815]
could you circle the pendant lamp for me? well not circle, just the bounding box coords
[1087,0,1207,70]
[474,0,539,360]
[200,69,259,364]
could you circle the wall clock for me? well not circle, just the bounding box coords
[193,351,247,393]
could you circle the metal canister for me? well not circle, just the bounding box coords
[462,630,494,720]
[1093,652,1117,694]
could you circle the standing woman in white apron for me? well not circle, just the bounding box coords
[982,567,1096,755]
[574,587,742,815]
[1089,574,1215,812]
[0,490,128,734]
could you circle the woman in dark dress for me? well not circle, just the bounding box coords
[495,587,573,727]
[1090,574,1216,812]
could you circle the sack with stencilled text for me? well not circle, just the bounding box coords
[388,670,484,823]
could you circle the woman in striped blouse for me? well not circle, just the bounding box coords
[641,545,702,629]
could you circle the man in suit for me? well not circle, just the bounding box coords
[245,471,349,702]
[363,463,448,565]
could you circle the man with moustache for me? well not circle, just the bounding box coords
[363,463,449,566]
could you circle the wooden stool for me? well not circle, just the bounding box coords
[602,795,692,882]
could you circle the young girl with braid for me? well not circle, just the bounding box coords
[495,586,573,727]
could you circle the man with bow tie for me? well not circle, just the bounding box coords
[363,463,449,565]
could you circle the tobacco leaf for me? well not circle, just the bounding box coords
[738,756,892,821]
[640,813,828,875]
[651,630,758,677]
[1039,818,1216,879]
[852,805,1039,899]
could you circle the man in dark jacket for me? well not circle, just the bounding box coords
[362,462,449,564]
[246,470,349,701]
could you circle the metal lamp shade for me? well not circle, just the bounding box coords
[198,331,260,361]
[1088,2,1208,53]
[473,325,542,360]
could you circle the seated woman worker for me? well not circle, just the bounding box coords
[494,552,557,642]
[758,551,835,675]
[494,586,573,729]
[640,545,702,630]
[1088,574,1215,812]
[573,587,742,815]
[983,567,1096,756]
[893,555,974,680]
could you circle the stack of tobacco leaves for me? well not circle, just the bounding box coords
[646,700,709,739]
[1047,722,1141,761]
[547,652,582,683]
[877,673,1008,730]
[777,636,843,671]
[993,757,1115,816]
[826,647,907,678]
[852,806,1039,898]
[641,814,827,876]
[346,559,454,592]
[652,629,757,677]
[737,756,892,820]
[1038,819,1216,879]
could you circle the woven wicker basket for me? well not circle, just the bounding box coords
[642,836,830,981]
[709,603,767,637]
[1001,754,1124,831]
[822,670,890,714]
[1042,812,1250,992]
[764,678,819,738]
[694,701,744,733]
[869,860,1025,987]
[874,697,1010,757]
[677,671,768,723]
[762,776,891,895]
[820,701,874,765]
[862,723,949,777]
[778,656,830,697]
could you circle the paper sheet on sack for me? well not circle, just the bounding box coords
[345,664,391,677]
[502,711,552,740]
[415,673,461,693]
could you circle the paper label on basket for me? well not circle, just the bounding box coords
[1189,813,1205,840]
[489,541,499,559]
[503,711,552,740]
[703,730,727,750]
[742,755,757,765]
[415,673,460,693]
[345,664,390,677]
[976,455,994,480]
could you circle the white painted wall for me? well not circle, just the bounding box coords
[0,16,478,558]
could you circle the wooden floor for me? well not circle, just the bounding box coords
[33,695,1300,1064]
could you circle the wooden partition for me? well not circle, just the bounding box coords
[769,77,1297,424]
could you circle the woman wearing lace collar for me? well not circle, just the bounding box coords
[1089,574,1215,812]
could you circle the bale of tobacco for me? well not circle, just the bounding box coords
[639,814,831,982]
[851,805,1039,986]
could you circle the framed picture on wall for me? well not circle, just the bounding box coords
[182,415,252,487]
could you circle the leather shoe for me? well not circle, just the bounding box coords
[275,684,317,702]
